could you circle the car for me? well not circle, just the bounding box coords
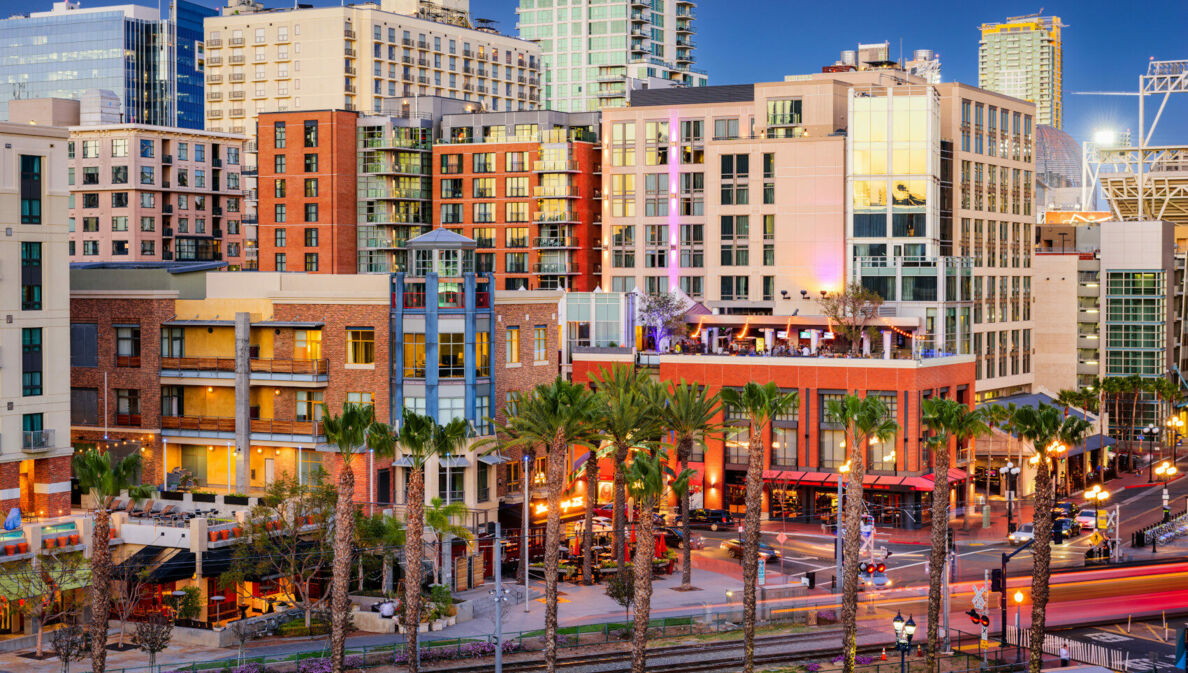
[1054,517,1081,538]
[1075,510,1098,530]
[680,508,735,531]
[720,538,780,562]
[1052,501,1080,520]
[657,526,702,549]
[1008,523,1034,545]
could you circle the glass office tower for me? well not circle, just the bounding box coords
[0,0,214,129]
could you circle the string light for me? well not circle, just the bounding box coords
[690,316,704,339]
[880,317,928,341]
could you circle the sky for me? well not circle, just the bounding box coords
[13,0,1187,145]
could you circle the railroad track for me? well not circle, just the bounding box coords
[428,628,892,673]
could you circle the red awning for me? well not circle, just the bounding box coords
[923,468,968,483]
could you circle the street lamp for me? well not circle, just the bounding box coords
[892,611,916,673]
[1013,590,1025,663]
[1144,423,1159,481]
[1083,485,1110,532]
[1166,415,1184,466]
[1155,461,1178,481]
[999,462,1021,534]
[834,461,851,593]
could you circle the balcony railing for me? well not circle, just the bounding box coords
[533,185,576,198]
[533,236,578,248]
[160,357,329,376]
[162,416,323,437]
[534,211,577,224]
[23,429,54,453]
[116,413,142,427]
[116,355,141,368]
[533,160,579,172]
[400,287,491,309]
[533,261,577,274]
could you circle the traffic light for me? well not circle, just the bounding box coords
[966,609,980,624]
[980,614,991,627]
[990,568,1004,593]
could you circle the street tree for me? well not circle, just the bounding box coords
[111,565,153,648]
[491,378,600,673]
[424,497,473,585]
[73,449,152,673]
[224,474,336,629]
[816,282,883,355]
[15,548,89,658]
[921,397,989,671]
[355,512,405,596]
[624,442,693,673]
[826,394,898,673]
[133,612,173,673]
[658,380,723,590]
[719,382,799,673]
[637,290,687,351]
[593,364,661,579]
[51,620,88,673]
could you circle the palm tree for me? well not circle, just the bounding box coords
[719,382,799,673]
[1007,402,1067,673]
[921,397,989,671]
[577,444,610,585]
[424,497,474,585]
[493,379,601,673]
[659,380,723,590]
[825,394,898,673]
[369,411,455,673]
[355,512,406,596]
[624,445,693,673]
[321,402,376,673]
[1124,375,1149,469]
[74,449,153,673]
[594,364,663,577]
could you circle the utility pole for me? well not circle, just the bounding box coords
[942,535,951,652]
[522,452,531,612]
[492,523,508,673]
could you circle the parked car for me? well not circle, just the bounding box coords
[1052,501,1080,520]
[720,538,780,562]
[1054,517,1081,538]
[1075,509,1098,530]
[1007,523,1034,545]
[680,508,735,531]
[657,526,702,549]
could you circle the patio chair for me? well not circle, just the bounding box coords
[131,500,153,516]
[159,504,175,518]
[106,499,124,513]
[148,502,164,515]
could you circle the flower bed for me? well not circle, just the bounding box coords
[392,641,520,664]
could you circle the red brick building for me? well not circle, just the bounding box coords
[257,110,359,274]
[435,111,602,291]
[570,351,978,528]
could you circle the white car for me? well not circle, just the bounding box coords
[1008,523,1034,545]
[1075,510,1097,530]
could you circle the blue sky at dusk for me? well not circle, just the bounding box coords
[23,0,1188,144]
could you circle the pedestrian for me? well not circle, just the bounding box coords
[1059,644,1070,667]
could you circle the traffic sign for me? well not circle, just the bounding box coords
[776,532,788,545]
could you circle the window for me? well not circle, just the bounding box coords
[20,242,42,310]
[346,391,374,409]
[274,228,287,247]
[720,276,749,301]
[713,118,739,140]
[506,326,520,364]
[274,253,287,271]
[116,326,141,366]
[347,328,375,365]
[112,166,128,184]
[22,328,42,396]
[403,333,426,377]
[274,155,286,173]
[476,331,490,377]
[20,155,42,223]
[139,166,154,185]
[111,138,127,157]
[473,203,494,223]
[23,413,44,450]
[473,152,495,173]
[304,203,318,222]
[505,202,528,222]
[274,179,287,198]
[296,391,324,421]
[71,388,99,426]
[304,178,318,197]
[473,177,495,198]
[304,253,319,271]
[304,120,318,147]
[274,121,287,148]
[112,215,128,231]
[71,323,98,366]
[440,154,462,174]
[139,139,154,158]
[533,326,548,362]
[439,333,464,378]
[304,228,318,247]
[116,389,140,425]
[304,153,318,172]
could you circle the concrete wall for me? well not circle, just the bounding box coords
[1032,252,1081,392]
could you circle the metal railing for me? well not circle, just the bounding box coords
[161,357,329,375]
[161,416,323,437]
[22,429,54,452]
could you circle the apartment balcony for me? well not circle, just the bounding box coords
[533,185,577,198]
[230,37,245,46]
[208,56,223,66]
[208,38,223,47]
[162,180,171,188]
[533,236,579,248]
[160,357,330,382]
[630,41,647,54]
[163,227,173,237]
[344,28,356,39]
[533,261,578,274]
[206,74,223,84]
[229,91,245,100]
[161,416,324,441]
[595,87,626,99]
[403,37,414,47]
[630,0,647,7]
[207,92,223,101]
[401,284,492,310]
[534,211,578,224]
[22,429,55,454]
[417,40,429,50]
[533,159,579,172]
[630,9,647,22]
[230,108,245,118]
[163,204,173,214]
[162,154,173,165]
[676,22,693,34]
[345,47,356,57]
[230,55,246,65]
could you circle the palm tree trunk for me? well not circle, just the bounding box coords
[382,555,393,596]
[841,440,866,673]
[1029,458,1055,673]
[741,421,764,673]
[404,467,425,673]
[613,440,629,579]
[90,508,111,673]
[678,436,694,590]
[1131,386,1141,470]
[631,492,656,673]
[544,433,566,673]
[926,435,950,672]
[331,463,355,673]
[583,458,596,585]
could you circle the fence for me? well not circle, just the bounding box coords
[1005,625,1129,670]
[1131,507,1188,546]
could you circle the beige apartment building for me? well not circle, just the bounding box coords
[599,71,1036,399]
[203,0,542,137]
[68,124,247,267]
[0,107,74,518]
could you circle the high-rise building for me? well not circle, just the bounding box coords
[516,0,706,111]
[434,110,603,290]
[67,124,247,266]
[978,13,1064,128]
[0,0,215,130]
[1,111,73,518]
[600,69,1036,400]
